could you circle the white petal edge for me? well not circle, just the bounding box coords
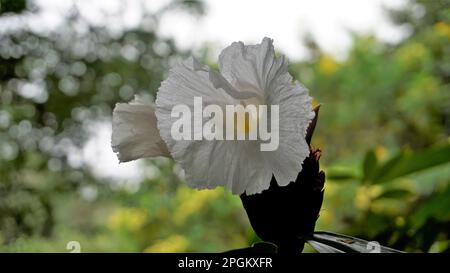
[218,37,287,97]
[112,95,170,162]
[262,80,315,186]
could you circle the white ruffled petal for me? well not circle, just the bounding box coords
[220,37,315,188]
[218,37,287,96]
[263,80,315,186]
[156,58,274,194]
[174,140,273,195]
[112,96,170,162]
[156,39,314,195]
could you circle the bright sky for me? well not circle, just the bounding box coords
[26,0,409,60]
[158,0,408,60]
[24,0,408,181]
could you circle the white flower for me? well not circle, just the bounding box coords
[112,37,314,195]
[112,96,170,162]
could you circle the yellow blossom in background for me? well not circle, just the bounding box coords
[435,21,450,38]
[173,187,222,225]
[312,98,320,108]
[396,42,428,69]
[318,55,339,75]
[108,208,149,232]
[354,185,383,211]
[395,216,406,227]
[144,235,188,253]
[374,145,388,162]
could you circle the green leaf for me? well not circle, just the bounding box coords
[371,143,450,184]
[411,186,450,228]
[375,189,412,200]
[326,166,360,181]
[362,149,378,182]
[307,231,404,253]
[370,151,404,183]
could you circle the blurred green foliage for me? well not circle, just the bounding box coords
[0,0,449,253]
